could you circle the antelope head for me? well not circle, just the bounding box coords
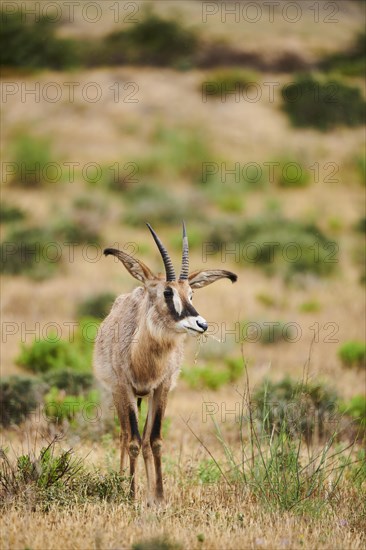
[104,223,237,337]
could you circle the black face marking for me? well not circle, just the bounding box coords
[164,288,199,321]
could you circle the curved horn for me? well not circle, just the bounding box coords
[146,223,176,281]
[179,220,189,280]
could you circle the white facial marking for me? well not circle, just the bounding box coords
[177,315,208,336]
[172,288,183,316]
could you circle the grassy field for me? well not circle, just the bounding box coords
[1,1,365,549]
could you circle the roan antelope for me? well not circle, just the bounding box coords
[94,223,237,504]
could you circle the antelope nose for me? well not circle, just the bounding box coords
[196,319,208,332]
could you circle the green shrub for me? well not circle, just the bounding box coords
[182,364,230,391]
[0,440,128,508]
[299,300,321,313]
[42,369,94,394]
[44,388,100,425]
[0,10,78,69]
[208,216,337,279]
[215,194,244,213]
[77,292,115,320]
[197,459,221,484]
[102,9,197,67]
[0,202,25,223]
[123,192,190,227]
[17,317,99,375]
[320,31,366,77]
[201,68,259,99]
[134,127,213,184]
[282,74,366,131]
[256,293,276,308]
[204,374,360,514]
[1,216,100,279]
[0,376,42,427]
[241,321,295,345]
[338,341,366,369]
[340,396,366,428]
[253,377,338,441]
[274,157,310,188]
[10,133,54,188]
[354,216,366,234]
[0,226,60,279]
[155,127,211,183]
[53,216,101,245]
[182,359,243,391]
[354,152,366,185]
[225,357,244,381]
[16,336,85,374]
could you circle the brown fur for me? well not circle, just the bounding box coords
[94,235,237,504]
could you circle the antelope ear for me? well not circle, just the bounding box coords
[188,269,237,289]
[104,248,155,283]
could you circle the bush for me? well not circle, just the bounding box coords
[0,202,25,223]
[338,341,366,369]
[16,336,86,374]
[241,321,295,345]
[1,215,100,278]
[282,74,366,131]
[182,358,243,391]
[182,364,230,391]
[102,9,197,67]
[0,226,60,279]
[134,127,213,184]
[77,292,115,320]
[0,376,42,427]
[0,10,78,69]
[354,216,366,234]
[201,68,259,99]
[299,300,321,313]
[340,396,366,429]
[253,377,338,442]
[274,157,310,188]
[42,369,94,394]
[10,133,54,188]
[0,439,128,509]
[44,388,100,425]
[123,189,201,227]
[208,216,337,279]
[320,31,366,77]
[204,374,361,514]
[197,459,221,484]
[53,217,100,245]
[354,152,366,186]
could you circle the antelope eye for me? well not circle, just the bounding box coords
[164,288,173,297]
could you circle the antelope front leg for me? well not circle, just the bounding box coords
[141,393,156,506]
[113,389,141,499]
[150,383,169,503]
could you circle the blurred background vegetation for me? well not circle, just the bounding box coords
[0,0,365,445]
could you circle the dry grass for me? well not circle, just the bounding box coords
[1,417,365,550]
[1,488,365,550]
